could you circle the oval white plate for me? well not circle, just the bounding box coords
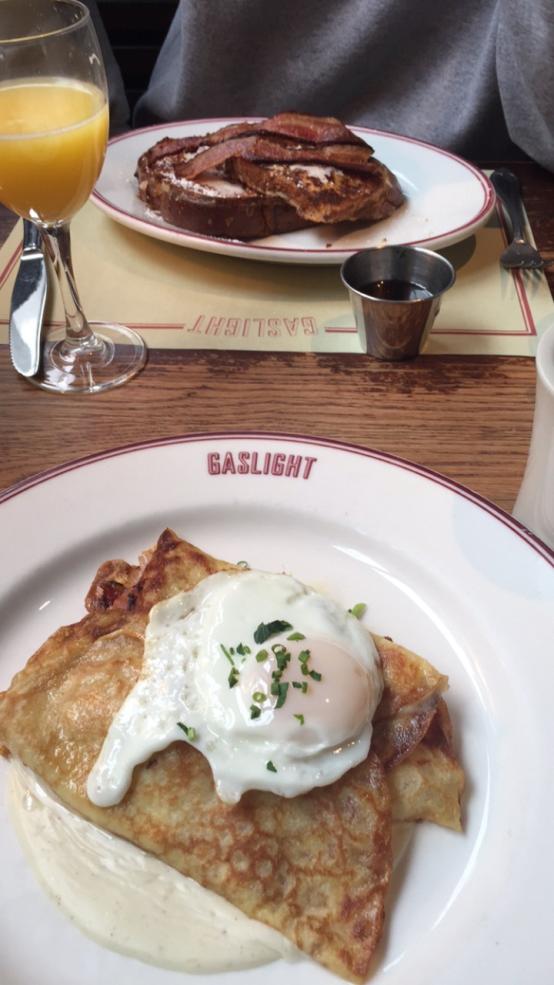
[92,120,495,265]
[1,433,552,985]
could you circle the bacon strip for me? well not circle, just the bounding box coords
[254,112,366,145]
[178,136,375,180]
[144,113,367,167]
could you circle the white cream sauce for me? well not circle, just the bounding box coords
[7,762,413,974]
[7,761,300,973]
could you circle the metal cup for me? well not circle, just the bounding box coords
[340,246,456,360]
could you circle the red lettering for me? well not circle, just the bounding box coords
[253,319,265,337]
[221,452,236,475]
[302,316,317,335]
[242,319,250,337]
[207,452,220,475]
[206,317,226,336]
[189,315,205,334]
[284,318,298,337]
[285,455,302,477]
[208,450,317,479]
[267,318,281,337]
[237,451,250,474]
[225,318,240,336]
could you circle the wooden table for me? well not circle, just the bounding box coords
[1,160,553,513]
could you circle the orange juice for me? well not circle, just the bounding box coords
[0,77,108,223]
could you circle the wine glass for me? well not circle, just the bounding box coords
[0,0,146,393]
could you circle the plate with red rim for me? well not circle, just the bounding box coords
[0,433,552,985]
[92,119,496,265]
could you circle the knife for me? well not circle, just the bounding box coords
[9,219,47,377]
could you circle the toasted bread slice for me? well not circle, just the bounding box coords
[231,157,404,224]
[136,112,404,240]
[136,144,312,239]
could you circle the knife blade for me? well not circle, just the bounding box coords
[9,219,47,378]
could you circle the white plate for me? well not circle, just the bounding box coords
[1,434,552,985]
[92,119,495,265]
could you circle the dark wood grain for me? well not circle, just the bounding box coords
[1,160,553,514]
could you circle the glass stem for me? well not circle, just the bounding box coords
[43,221,98,349]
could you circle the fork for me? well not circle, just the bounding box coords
[491,168,552,270]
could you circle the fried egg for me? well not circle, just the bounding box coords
[87,570,383,806]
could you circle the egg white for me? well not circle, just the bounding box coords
[87,570,383,806]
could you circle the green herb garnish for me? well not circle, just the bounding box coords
[220,643,235,665]
[287,631,306,641]
[292,681,308,693]
[256,649,269,663]
[294,714,305,726]
[236,642,251,656]
[236,560,250,568]
[266,760,277,773]
[275,681,289,709]
[253,620,292,644]
[252,691,265,703]
[309,670,322,681]
[177,722,197,741]
[348,603,366,620]
[228,666,240,688]
[250,705,262,720]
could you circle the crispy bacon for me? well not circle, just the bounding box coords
[259,112,366,145]
[178,136,375,180]
[143,113,367,167]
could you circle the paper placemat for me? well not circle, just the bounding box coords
[1,197,553,355]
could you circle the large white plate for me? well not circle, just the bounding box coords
[92,120,495,265]
[1,434,552,985]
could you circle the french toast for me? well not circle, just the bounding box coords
[136,112,404,240]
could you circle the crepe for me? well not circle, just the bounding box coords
[0,530,464,982]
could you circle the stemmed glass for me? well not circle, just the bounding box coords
[0,0,146,393]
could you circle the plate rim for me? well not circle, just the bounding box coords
[91,119,496,262]
[1,430,551,567]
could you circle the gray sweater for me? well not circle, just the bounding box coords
[92,0,554,170]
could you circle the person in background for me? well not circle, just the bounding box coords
[85,0,554,172]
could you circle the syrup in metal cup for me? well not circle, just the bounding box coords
[340,246,456,360]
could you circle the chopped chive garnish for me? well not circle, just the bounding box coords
[253,620,293,645]
[228,666,240,688]
[236,560,250,568]
[270,680,280,695]
[298,649,311,663]
[252,691,265,703]
[220,643,235,666]
[236,642,251,656]
[287,631,306,641]
[271,643,288,655]
[349,603,366,620]
[292,681,303,689]
[300,681,308,693]
[177,722,197,741]
[309,670,322,682]
[294,714,305,726]
[266,760,277,773]
[275,681,289,708]
[250,705,261,720]
[256,649,269,663]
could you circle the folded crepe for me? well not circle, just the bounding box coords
[0,530,464,982]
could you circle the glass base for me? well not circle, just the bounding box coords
[28,323,146,394]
